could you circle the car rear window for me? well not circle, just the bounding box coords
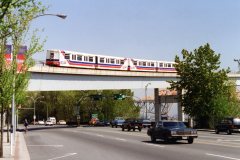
[163,122,186,128]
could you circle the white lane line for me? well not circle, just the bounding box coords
[96,134,104,137]
[145,143,165,148]
[48,153,77,160]
[217,139,240,142]
[27,145,63,147]
[115,138,127,142]
[206,153,240,160]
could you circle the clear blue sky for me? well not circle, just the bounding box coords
[32,0,240,72]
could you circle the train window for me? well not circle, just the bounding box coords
[151,62,154,67]
[50,53,54,59]
[65,54,70,60]
[159,63,163,67]
[143,62,146,66]
[72,55,76,60]
[167,63,172,67]
[116,59,120,64]
[139,61,143,66]
[147,62,150,66]
[89,57,93,62]
[106,58,110,63]
[164,63,168,67]
[110,59,115,64]
[84,56,88,61]
[100,57,105,63]
[121,60,124,64]
[77,55,82,61]
[134,61,137,65]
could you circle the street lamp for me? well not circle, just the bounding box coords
[145,83,151,119]
[234,59,240,73]
[27,96,44,125]
[33,13,67,20]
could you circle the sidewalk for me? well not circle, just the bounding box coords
[0,128,30,160]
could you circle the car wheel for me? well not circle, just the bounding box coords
[115,125,117,128]
[122,127,124,131]
[188,138,194,144]
[127,126,131,131]
[138,128,142,132]
[227,129,232,135]
[215,129,219,134]
[151,135,156,143]
[111,125,114,128]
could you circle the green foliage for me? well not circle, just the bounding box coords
[169,43,239,128]
[20,90,140,123]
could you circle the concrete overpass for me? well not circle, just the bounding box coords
[28,65,179,91]
[28,65,240,91]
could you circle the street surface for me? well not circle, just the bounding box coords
[24,126,240,160]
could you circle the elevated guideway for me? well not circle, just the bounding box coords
[27,65,179,91]
[27,65,240,91]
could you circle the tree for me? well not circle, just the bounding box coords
[0,0,46,157]
[169,43,239,128]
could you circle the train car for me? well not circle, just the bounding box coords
[96,54,128,70]
[156,61,176,72]
[129,58,157,72]
[46,49,97,69]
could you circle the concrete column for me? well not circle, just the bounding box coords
[177,90,183,121]
[154,88,161,123]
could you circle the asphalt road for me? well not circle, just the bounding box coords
[24,126,240,160]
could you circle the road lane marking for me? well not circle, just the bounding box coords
[115,138,127,142]
[206,153,240,160]
[27,145,63,147]
[196,140,240,148]
[145,143,165,148]
[96,134,104,137]
[217,139,240,142]
[48,153,77,160]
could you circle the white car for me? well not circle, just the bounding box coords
[58,120,66,125]
[38,120,45,125]
[45,120,53,126]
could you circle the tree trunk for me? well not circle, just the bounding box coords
[0,104,3,157]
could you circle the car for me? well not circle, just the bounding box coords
[122,118,143,132]
[215,117,240,134]
[45,120,53,126]
[147,120,198,144]
[111,117,125,128]
[38,120,45,125]
[141,119,152,128]
[58,120,66,125]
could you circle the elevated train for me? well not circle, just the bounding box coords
[46,49,176,72]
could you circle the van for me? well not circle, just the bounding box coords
[48,117,56,125]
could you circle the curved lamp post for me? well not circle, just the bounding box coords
[27,96,44,125]
[33,13,67,20]
[145,83,151,119]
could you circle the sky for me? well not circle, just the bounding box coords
[31,0,240,99]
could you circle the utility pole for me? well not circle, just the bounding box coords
[234,59,240,73]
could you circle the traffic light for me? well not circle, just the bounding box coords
[90,94,103,101]
[113,94,126,100]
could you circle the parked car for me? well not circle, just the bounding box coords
[57,120,66,125]
[111,117,125,128]
[38,120,45,125]
[122,118,143,132]
[215,117,240,134]
[141,119,152,128]
[147,120,198,144]
[45,120,53,126]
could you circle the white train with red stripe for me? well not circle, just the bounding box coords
[46,49,176,72]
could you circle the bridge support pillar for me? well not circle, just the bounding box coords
[177,90,184,121]
[154,88,161,123]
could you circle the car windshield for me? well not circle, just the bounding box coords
[162,122,186,128]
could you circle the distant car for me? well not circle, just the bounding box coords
[147,120,198,144]
[58,120,66,125]
[122,118,143,132]
[111,117,125,128]
[215,117,240,134]
[38,120,45,125]
[141,119,152,128]
[45,120,53,126]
